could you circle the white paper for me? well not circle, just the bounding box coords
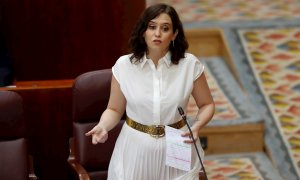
[165,126,192,171]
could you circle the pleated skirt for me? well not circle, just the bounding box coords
[107,123,204,180]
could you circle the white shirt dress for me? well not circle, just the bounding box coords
[108,52,205,180]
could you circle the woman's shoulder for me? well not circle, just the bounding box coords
[184,52,198,61]
[180,53,204,69]
[181,53,202,65]
[114,54,133,66]
[117,54,131,62]
[112,54,133,79]
[182,53,205,78]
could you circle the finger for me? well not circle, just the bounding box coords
[183,135,198,143]
[92,137,99,144]
[183,139,194,144]
[181,131,190,137]
[85,130,94,136]
[98,133,108,143]
[98,137,107,143]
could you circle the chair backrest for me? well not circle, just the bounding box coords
[0,90,28,180]
[72,69,112,123]
[0,90,25,138]
[72,69,124,174]
[0,138,28,179]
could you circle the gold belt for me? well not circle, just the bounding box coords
[126,117,186,138]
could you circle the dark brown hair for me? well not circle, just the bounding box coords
[128,3,188,64]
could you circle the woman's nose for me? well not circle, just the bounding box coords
[154,28,161,37]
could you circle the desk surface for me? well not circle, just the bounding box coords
[0,79,74,90]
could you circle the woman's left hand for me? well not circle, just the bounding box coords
[181,126,199,144]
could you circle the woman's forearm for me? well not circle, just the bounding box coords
[96,108,123,132]
[192,102,215,130]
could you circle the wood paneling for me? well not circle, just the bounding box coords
[0,0,145,179]
[0,0,145,81]
[200,123,264,154]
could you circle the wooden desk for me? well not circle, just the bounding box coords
[1,80,74,180]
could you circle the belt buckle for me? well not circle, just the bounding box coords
[150,125,165,138]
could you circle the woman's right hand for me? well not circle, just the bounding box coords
[85,125,108,144]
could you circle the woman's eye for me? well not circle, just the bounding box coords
[162,26,169,32]
[148,25,156,30]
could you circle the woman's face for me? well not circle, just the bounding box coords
[144,13,177,54]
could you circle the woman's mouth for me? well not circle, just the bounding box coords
[153,40,162,44]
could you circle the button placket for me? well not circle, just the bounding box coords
[153,69,160,125]
[148,61,160,125]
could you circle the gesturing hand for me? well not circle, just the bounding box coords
[85,125,108,144]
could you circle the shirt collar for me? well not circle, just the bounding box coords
[140,52,172,68]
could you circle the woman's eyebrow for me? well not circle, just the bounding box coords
[149,20,171,26]
[148,21,155,24]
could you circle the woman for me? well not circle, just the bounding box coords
[86,3,215,180]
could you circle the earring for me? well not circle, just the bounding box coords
[172,40,175,47]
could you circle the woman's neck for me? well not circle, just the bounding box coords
[147,50,168,66]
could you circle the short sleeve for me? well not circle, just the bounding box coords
[193,58,205,81]
[112,57,122,83]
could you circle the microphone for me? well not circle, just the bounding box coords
[177,106,208,180]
